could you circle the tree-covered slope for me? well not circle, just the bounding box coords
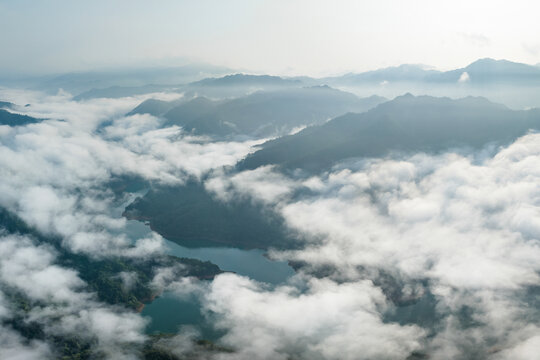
[123,181,293,249]
[0,109,41,126]
[161,86,385,137]
[239,94,540,172]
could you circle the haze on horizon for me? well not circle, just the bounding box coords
[1,0,540,77]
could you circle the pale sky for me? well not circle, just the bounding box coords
[1,0,540,76]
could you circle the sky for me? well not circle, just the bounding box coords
[1,0,540,77]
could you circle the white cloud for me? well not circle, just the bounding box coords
[0,233,150,359]
[203,273,424,360]
[0,88,266,357]
[458,71,470,83]
[0,89,261,257]
[0,235,86,303]
[205,165,295,204]
[493,334,540,360]
[56,307,148,359]
[203,133,540,358]
[0,328,52,360]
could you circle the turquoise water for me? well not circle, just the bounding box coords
[141,292,225,339]
[164,243,294,284]
[142,293,202,334]
[125,219,294,284]
[125,219,295,335]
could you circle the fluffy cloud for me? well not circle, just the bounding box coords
[275,135,540,288]
[0,88,264,358]
[203,273,424,360]
[0,233,149,359]
[3,85,540,359]
[0,235,86,303]
[458,71,470,83]
[0,89,261,257]
[205,165,295,204]
[54,307,148,359]
[0,328,52,360]
[200,133,540,358]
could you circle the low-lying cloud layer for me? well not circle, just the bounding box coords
[201,133,540,359]
[0,88,264,358]
[0,89,261,256]
[1,87,540,359]
[0,233,149,359]
[205,274,424,360]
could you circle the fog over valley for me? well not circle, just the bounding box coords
[1,1,540,359]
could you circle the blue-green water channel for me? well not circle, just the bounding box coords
[124,218,295,336]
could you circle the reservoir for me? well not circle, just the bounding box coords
[125,218,295,335]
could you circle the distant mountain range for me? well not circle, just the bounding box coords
[127,93,540,249]
[240,94,540,172]
[130,86,386,138]
[71,74,303,100]
[73,84,181,101]
[425,58,540,84]
[189,73,301,87]
[29,63,233,95]
[63,58,540,111]
[323,64,439,84]
[182,74,305,98]
[127,97,186,117]
[324,58,540,85]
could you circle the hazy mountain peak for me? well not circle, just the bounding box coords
[467,57,499,65]
[393,63,436,71]
[190,73,300,87]
[463,57,540,74]
[308,84,332,89]
[186,96,215,105]
[324,63,440,84]
[394,92,415,100]
[241,94,538,172]
[383,93,507,111]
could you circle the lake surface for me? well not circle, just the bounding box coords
[125,218,295,335]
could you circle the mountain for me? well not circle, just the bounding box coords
[189,73,301,87]
[325,64,440,84]
[163,97,219,125]
[129,95,219,122]
[73,84,181,100]
[427,58,540,84]
[123,181,293,249]
[315,59,540,110]
[83,74,307,102]
[161,86,386,138]
[126,97,189,117]
[323,59,540,87]
[0,205,222,358]
[0,109,41,126]
[184,73,307,98]
[240,94,540,172]
[34,63,233,95]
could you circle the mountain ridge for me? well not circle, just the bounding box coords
[239,94,540,172]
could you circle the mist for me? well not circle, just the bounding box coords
[2,2,540,359]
